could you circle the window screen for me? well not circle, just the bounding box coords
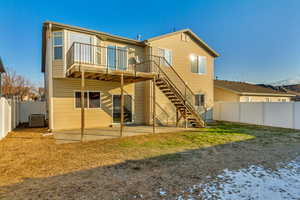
[89,92,101,108]
[195,94,205,106]
[75,92,88,108]
[53,32,63,60]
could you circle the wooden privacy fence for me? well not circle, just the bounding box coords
[213,102,300,129]
[0,97,46,140]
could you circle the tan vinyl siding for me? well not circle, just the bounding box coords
[134,82,146,124]
[214,87,240,102]
[52,78,134,131]
[47,27,217,128]
[52,60,64,78]
[215,87,292,102]
[146,32,215,123]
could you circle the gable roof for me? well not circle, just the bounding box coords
[145,29,219,57]
[0,57,5,73]
[215,80,295,97]
[41,22,219,72]
[41,21,145,72]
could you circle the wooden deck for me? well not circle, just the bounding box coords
[67,64,156,83]
[53,126,198,144]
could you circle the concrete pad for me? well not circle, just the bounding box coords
[53,126,198,144]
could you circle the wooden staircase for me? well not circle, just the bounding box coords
[155,75,205,128]
[137,55,206,128]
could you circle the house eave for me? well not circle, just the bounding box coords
[144,29,220,58]
[41,21,146,73]
[215,85,296,97]
[0,57,6,73]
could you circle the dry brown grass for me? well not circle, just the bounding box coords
[1,122,300,199]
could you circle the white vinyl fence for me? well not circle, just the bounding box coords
[214,102,300,130]
[0,97,46,139]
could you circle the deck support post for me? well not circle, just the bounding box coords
[184,82,188,129]
[81,70,85,142]
[176,108,179,127]
[152,77,156,134]
[120,73,124,137]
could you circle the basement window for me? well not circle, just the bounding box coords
[195,94,205,107]
[89,92,101,108]
[74,91,101,109]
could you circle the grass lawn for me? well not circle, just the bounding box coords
[1,121,300,199]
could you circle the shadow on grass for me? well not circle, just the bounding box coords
[1,122,300,199]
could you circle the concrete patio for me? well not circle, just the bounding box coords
[53,126,199,144]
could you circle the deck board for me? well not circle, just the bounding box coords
[67,64,156,83]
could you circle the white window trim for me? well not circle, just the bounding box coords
[74,90,102,109]
[158,48,172,66]
[53,31,64,60]
[111,94,134,124]
[195,93,205,107]
[191,54,207,75]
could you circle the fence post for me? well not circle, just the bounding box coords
[262,102,266,126]
[238,103,242,123]
[293,102,296,129]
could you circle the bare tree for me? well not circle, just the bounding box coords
[1,68,37,101]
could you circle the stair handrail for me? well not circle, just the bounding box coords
[150,55,196,97]
[148,55,201,114]
[136,57,205,126]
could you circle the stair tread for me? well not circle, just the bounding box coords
[155,75,205,128]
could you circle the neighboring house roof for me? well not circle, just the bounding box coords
[215,80,295,97]
[0,57,5,73]
[41,21,220,72]
[145,29,219,58]
[282,84,300,93]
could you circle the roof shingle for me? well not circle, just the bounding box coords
[215,80,294,96]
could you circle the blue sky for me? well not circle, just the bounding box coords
[0,0,300,86]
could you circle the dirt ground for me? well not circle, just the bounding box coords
[1,122,300,199]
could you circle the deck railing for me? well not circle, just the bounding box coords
[66,42,154,74]
[140,55,205,123]
[66,42,204,123]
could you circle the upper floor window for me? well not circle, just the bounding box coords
[195,94,205,107]
[53,32,63,60]
[190,55,206,75]
[158,48,172,66]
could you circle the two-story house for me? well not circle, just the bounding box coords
[41,21,219,132]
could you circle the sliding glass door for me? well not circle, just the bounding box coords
[107,46,127,70]
[113,95,132,123]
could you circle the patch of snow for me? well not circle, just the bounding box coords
[175,157,300,199]
[159,188,167,196]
